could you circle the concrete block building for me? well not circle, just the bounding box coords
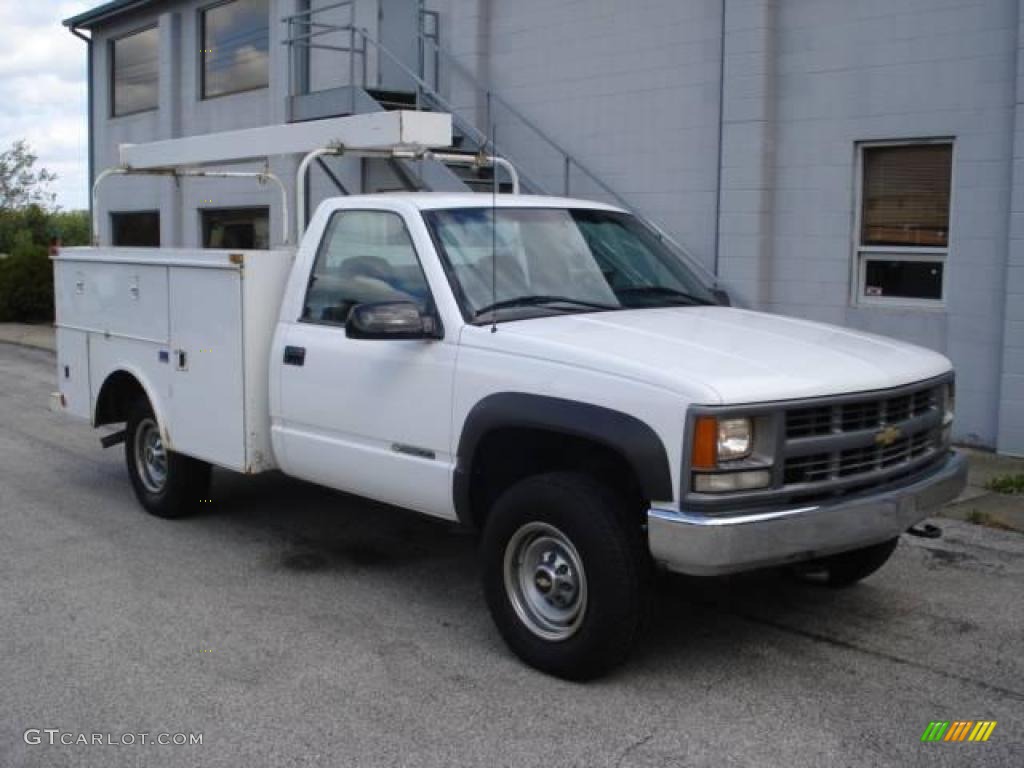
[65,0,1024,455]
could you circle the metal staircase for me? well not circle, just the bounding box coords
[282,2,634,198]
[282,2,718,285]
[362,87,515,193]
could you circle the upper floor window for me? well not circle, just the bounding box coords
[111,26,159,116]
[854,141,952,307]
[201,207,270,249]
[201,0,270,99]
[111,211,161,246]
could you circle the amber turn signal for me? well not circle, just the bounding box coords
[692,416,718,469]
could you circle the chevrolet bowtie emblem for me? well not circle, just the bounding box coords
[874,425,903,447]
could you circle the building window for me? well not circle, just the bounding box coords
[201,0,270,99]
[111,211,161,246]
[855,141,952,306]
[111,26,159,117]
[201,207,270,249]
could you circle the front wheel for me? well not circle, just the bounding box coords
[125,398,211,519]
[480,472,648,680]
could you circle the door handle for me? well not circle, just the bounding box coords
[283,346,306,366]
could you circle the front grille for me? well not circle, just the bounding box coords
[781,379,946,499]
[786,387,936,439]
[784,431,938,485]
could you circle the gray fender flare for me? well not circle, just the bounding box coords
[453,393,673,526]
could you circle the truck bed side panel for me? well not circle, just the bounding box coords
[167,267,246,471]
[55,246,293,474]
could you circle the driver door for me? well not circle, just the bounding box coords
[275,209,457,519]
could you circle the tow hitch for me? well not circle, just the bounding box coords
[906,523,942,539]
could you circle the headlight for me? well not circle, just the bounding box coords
[941,380,955,446]
[691,415,769,494]
[944,381,955,426]
[717,418,753,461]
[693,416,753,466]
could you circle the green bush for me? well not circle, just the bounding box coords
[986,473,1024,494]
[0,206,49,253]
[50,210,91,247]
[0,240,54,323]
[0,207,88,323]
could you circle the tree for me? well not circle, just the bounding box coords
[0,140,57,210]
[0,141,86,322]
[51,210,91,246]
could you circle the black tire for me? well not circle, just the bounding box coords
[793,538,899,588]
[480,472,649,680]
[125,397,211,519]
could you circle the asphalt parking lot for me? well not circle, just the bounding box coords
[1,342,1022,768]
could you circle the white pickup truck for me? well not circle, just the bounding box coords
[53,191,967,679]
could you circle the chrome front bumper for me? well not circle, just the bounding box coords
[647,451,968,576]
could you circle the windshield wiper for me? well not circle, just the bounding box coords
[616,285,715,306]
[474,295,617,318]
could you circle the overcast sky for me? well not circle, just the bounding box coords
[0,2,92,210]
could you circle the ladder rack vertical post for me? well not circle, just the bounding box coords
[349,26,356,114]
[485,91,492,153]
[286,16,292,97]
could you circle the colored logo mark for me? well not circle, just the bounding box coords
[921,721,997,742]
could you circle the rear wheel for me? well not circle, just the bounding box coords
[125,398,211,519]
[480,472,648,680]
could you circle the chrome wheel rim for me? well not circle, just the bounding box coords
[503,522,587,641]
[134,417,167,494]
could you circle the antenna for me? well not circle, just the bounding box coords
[490,124,498,334]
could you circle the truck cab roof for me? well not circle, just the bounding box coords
[328,192,627,212]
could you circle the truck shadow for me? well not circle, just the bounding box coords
[204,469,900,674]
[208,469,475,575]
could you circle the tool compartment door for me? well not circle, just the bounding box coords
[55,327,91,420]
[167,267,246,470]
[55,259,169,342]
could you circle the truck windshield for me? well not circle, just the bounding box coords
[422,207,718,323]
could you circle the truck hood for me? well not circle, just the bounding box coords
[468,307,952,404]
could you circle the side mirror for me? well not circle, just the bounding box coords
[346,302,441,340]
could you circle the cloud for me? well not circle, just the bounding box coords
[0,2,92,210]
[206,45,270,96]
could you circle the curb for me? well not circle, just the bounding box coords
[0,337,56,353]
[0,325,56,353]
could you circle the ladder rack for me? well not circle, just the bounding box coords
[92,110,520,246]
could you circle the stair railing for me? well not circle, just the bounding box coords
[282,7,717,283]
[418,9,441,93]
[416,33,634,205]
[283,1,367,115]
[355,28,543,193]
[414,31,718,283]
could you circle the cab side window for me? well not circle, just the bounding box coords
[302,210,431,325]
